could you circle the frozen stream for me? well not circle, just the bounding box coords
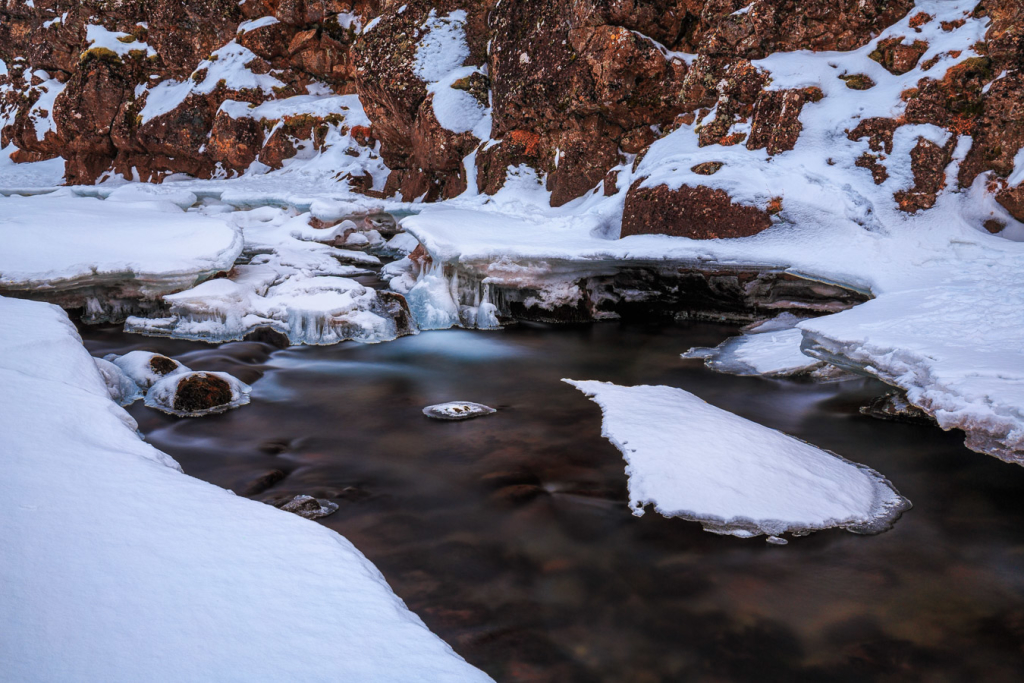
[79,319,1024,682]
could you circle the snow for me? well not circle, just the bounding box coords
[84,24,157,59]
[564,380,910,538]
[0,295,491,682]
[237,16,279,33]
[137,42,285,124]
[93,357,144,406]
[413,11,491,138]
[0,191,242,298]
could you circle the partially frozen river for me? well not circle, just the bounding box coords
[79,318,1024,682]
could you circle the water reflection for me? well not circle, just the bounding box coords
[78,320,1024,682]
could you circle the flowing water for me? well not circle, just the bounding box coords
[79,318,1024,682]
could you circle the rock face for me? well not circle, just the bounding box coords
[1,0,379,184]
[2,0,1023,237]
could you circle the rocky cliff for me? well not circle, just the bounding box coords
[2,0,1022,236]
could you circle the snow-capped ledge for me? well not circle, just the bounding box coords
[0,296,490,682]
[565,380,910,540]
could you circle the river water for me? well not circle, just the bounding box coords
[79,317,1024,682]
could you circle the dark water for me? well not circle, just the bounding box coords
[79,320,1024,683]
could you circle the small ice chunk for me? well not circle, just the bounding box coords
[107,350,190,389]
[423,401,496,421]
[280,495,339,519]
[766,536,788,545]
[145,371,251,417]
[93,357,143,406]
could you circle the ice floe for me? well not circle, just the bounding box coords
[0,295,491,682]
[565,379,910,539]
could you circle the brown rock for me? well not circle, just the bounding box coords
[894,137,954,213]
[746,87,822,155]
[172,373,234,414]
[621,180,773,239]
[149,355,179,376]
[847,117,899,154]
[207,112,265,172]
[870,36,929,74]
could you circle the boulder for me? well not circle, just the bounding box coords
[621,181,773,239]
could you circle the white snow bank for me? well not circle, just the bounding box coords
[0,295,491,682]
[565,380,910,538]
[800,284,1024,464]
[0,191,242,293]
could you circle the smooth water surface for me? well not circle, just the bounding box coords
[80,320,1024,682]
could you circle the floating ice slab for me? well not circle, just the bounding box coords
[0,295,490,682]
[564,380,910,538]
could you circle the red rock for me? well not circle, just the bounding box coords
[621,180,773,239]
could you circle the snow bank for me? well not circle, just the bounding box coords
[0,295,490,682]
[0,190,243,321]
[565,379,910,538]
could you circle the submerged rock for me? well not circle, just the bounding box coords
[423,402,497,421]
[861,391,936,425]
[280,495,339,520]
[144,371,251,417]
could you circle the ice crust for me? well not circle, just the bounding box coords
[565,379,910,538]
[0,295,491,682]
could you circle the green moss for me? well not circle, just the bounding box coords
[79,47,122,65]
[840,74,876,90]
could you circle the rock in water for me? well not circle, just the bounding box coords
[107,350,190,389]
[860,391,935,425]
[423,402,496,421]
[145,371,252,417]
[280,495,339,520]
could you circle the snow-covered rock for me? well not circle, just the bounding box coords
[0,295,491,682]
[144,371,252,417]
[564,379,910,539]
[107,350,190,389]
